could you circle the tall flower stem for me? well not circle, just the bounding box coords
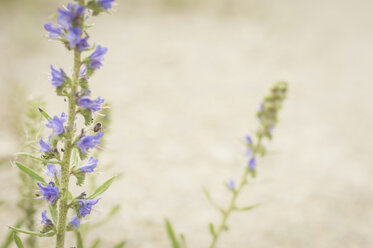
[209,136,263,248]
[56,0,84,242]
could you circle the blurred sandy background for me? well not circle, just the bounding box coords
[1,0,373,247]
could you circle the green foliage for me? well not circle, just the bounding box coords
[87,176,116,200]
[15,162,46,185]
[12,233,24,248]
[165,219,180,248]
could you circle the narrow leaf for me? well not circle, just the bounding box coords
[209,223,215,237]
[15,162,46,185]
[165,219,180,248]
[38,107,52,120]
[113,241,127,248]
[236,203,261,211]
[75,231,83,248]
[202,187,223,213]
[90,239,101,248]
[49,205,58,224]
[108,204,121,218]
[8,226,53,237]
[70,148,79,167]
[179,233,187,248]
[87,176,116,200]
[16,152,60,164]
[1,219,24,248]
[12,233,24,248]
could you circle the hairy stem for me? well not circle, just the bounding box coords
[55,45,82,248]
[209,136,262,248]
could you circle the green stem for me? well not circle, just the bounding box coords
[209,136,263,248]
[55,47,82,248]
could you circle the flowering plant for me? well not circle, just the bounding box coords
[9,1,117,247]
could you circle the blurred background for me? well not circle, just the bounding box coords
[1,0,373,247]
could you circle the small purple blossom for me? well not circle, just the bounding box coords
[227,180,235,190]
[58,3,84,28]
[46,112,67,135]
[41,210,52,224]
[65,26,82,49]
[50,65,67,87]
[98,0,115,10]
[37,182,60,204]
[39,138,52,153]
[69,215,80,228]
[77,96,104,112]
[78,36,90,51]
[80,64,87,77]
[89,45,107,69]
[44,23,63,38]
[76,132,104,154]
[79,157,98,173]
[78,198,100,217]
[246,135,253,145]
[248,157,256,171]
[46,164,61,177]
[259,102,264,112]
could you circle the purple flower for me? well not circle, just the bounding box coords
[245,135,253,145]
[69,215,80,228]
[46,112,67,135]
[37,182,60,204]
[89,45,107,69]
[41,210,52,224]
[79,157,98,173]
[44,23,63,38]
[248,157,256,171]
[58,3,84,28]
[78,198,100,217]
[227,180,235,190]
[259,102,264,112]
[40,138,52,153]
[80,64,87,77]
[76,132,104,154]
[78,36,90,51]
[46,164,61,177]
[77,96,104,112]
[98,0,115,10]
[65,26,82,49]
[50,65,67,87]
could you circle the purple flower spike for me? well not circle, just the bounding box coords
[44,23,63,38]
[46,164,61,177]
[76,132,104,154]
[78,96,104,112]
[79,157,98,173]
[50,65,67,87]
[58,3,84,28]
[41,210,52,224]
[40,138,52,153]
[37,182,60,204]
[65,26,82,49]
[89,45,107,69]
[98,0,115,10]
[248,157,256,171]
[78,198,100,217]
[227,180,235,190]
[46,112,67,135]
[69,215,80,228]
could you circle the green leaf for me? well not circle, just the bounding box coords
[202,187,223,213]
[12,233,24,248]
[38,107,52,121]
[8,226,54,237]
[87,176,116,200]
[113,241,127,248]
[165,219,180,248]
[108,204,121,218]
[89,238,101,248]
[209,223,215,237]
[1,220,24,248]
[236,203,261,211]
[179,233,187,248]
[70,148,79,167]
[16,152,60,164]
[75,231,83,248]
[49,205,58,224]
[14,162,46,185]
